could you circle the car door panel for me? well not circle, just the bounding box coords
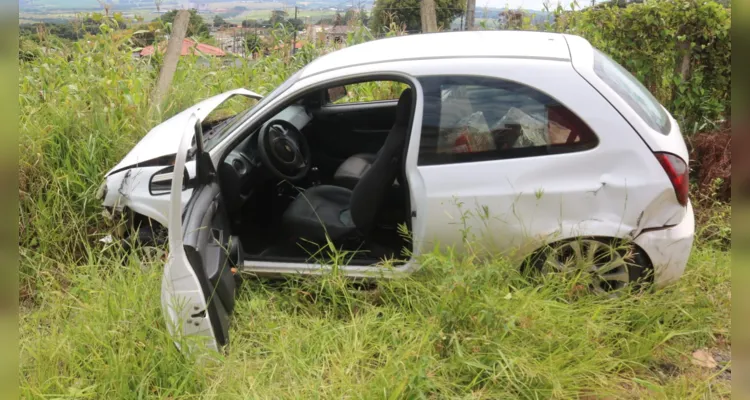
[163,113,239,353]
[182,182,238,346]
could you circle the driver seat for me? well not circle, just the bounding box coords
[281,88,413,245]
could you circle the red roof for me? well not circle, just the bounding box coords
[141,38,226,57]
[272,41,306,50]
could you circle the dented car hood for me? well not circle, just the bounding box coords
[106,88,262,176]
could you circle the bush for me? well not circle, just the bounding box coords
[558,0,730,135]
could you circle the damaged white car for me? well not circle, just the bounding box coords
[99,31,695,352]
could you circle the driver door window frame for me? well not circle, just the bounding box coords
[207,67,426,274]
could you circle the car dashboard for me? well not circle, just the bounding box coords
[219,104,313,211]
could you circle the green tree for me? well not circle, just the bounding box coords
[344,8,369,25]
[242,19,263,28]
[286,18,304,31]
[369,0,464,33]
[158,9,209,37]
[270,10,287,26]
[213,15,227,27]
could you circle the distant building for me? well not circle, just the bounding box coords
[498,9,524,29]
[322,25,366,46]
[140,38,226,57]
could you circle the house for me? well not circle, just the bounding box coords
[319,25,369,46]
[498,9,525,29]
[140,38,226,57]
[324,25,352,45]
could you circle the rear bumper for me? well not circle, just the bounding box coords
[634,201,695,287]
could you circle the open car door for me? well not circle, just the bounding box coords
[161,113,242,354]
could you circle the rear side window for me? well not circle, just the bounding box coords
[592,49,671,135]
[417,75,598,166]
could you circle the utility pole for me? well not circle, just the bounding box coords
[420,0,438,33]
[466,0,476,30]
[291,6,298,56]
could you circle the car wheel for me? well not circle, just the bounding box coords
[530,238,652,294]
[122,225,167,269]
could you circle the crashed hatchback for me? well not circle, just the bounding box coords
[99,31,695,352]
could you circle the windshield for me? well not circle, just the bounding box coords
[200,68,306,153]
[592,48,671,135]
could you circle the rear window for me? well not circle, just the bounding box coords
[592,49,671,135]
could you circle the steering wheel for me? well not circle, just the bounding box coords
[257,119,312,182]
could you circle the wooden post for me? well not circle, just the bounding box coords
[291,6,298,56]
[466,0,476,30]
[672,39,692,103]
[151,10,190,109]
[421,0,438,33]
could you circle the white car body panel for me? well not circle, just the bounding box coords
[564,34,690,162]
[106,88,262,176]
[161,113,219,353]
[102,89,261,227]
[399,58,687,264]
[102,163,195,225]
[298,31,571,79]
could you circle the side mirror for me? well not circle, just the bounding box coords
[326,85,347,103]
[149,165,191,196]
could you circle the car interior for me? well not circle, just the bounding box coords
[215,79,415,266]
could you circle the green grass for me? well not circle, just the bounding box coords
[19,23,731,399]
[20,245,730,398]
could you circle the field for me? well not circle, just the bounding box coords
[19,0,339,24]
[18,8,731,399]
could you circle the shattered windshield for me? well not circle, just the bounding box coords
[196,68,306,154]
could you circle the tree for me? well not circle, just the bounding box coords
[213,15,227,28]
[244,32,262,54]
[242,19,263,28]
[270,10,287,26]
[344,8,369,25]
[158,9,209,37]
[369,0,464,34]
[286,18,304,31]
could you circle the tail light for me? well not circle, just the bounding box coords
[654,152,689,206]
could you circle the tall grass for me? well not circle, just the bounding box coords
[19,25,730,399]
[20,243,730,398]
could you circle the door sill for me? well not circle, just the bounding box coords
[240,258,417,279]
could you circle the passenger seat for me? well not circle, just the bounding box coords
[333,151,378,190]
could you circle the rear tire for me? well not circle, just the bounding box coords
[526,238,652,294]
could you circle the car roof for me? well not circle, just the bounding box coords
[299,31,574,78]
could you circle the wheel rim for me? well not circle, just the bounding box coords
[540,239,633,294]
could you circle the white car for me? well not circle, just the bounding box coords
[99,31,695,352]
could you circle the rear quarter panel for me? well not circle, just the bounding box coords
[399,58,685,260]
[564,34,690,162]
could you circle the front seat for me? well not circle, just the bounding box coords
[333,152,378,190]
[333,100,405,189]
[281,88,413,244]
